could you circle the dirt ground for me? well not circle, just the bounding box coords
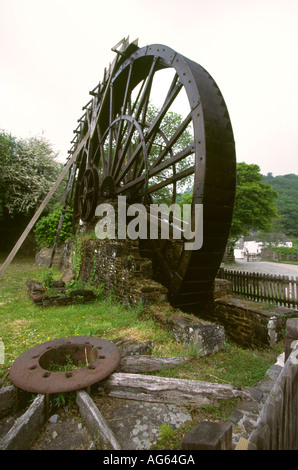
[28,395,194,451]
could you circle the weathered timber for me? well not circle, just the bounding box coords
[182,421,233,450]
[98,372,252,408]
[76,390,121,450]
[118,355,193,373]
[249,329,298,450]
[0,395,46,450]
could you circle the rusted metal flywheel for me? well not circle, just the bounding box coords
[69,39,236,311]
[9,336,121,394]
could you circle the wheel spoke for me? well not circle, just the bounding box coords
[150,112,193,171]
[115,145,194,195]
[144,165,195,197]
[115,76,183,185]
[113,57,158,182]
[96,124,108,177]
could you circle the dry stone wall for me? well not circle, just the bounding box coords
[78,237,168,307]
[209,284,298,348]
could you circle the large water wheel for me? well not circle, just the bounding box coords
[71,38,236,311]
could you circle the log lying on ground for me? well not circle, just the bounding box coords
[98,373,252,408]
[118,356,194,373]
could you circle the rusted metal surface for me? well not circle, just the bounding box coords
[9,336,121,394]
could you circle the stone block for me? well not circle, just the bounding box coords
[35,246,63,267]
[105,242,125,258]
[181,421,232,450]
[77,237,168,307]
[213,296,298,349]
[112,337,154,357]
[150,310,225,356]
[214,278,233,299]
[174,320,225,356]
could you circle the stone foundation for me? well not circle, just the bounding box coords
[77,237,168,307]
[148,307,225,356]
[26,280,97,307]
[208,285,298,348]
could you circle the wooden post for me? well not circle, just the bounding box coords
[48,160,78,268]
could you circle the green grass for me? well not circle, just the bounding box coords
[0,254,284,391]
[0,254,189,381]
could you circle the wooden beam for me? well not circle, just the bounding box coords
[98,372,252,408]
[118,356,193,374]
[76,390,121,450]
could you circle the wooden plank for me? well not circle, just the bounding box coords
[234,437,250,450]
[76,390,121,450]
[0,394,46,450]
[256,272,260,302]
[98,372,252,408]
[118,356,193,373]
[48,160,79,268]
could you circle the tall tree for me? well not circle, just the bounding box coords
[229,162,278,246]
[262,173,298,238]
[1,133,63,216]
[0,131,17,217]
[0,130,64,250]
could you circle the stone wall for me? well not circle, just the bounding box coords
[206,286,298,348]
[261,247,298,263]
[77,237,168,307]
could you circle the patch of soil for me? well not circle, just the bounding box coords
[30,407,94,450]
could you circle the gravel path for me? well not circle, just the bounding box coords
[225,260,298,278]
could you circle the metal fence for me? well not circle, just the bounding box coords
[220,269,298,309]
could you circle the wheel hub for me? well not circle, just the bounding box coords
[9,336,121,394]
[78,168,100,221]
[100,176,116,199]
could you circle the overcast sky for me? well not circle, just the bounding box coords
[1,0,298,176]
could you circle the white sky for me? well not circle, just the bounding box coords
[1,0,298,176]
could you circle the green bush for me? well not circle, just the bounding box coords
[273,244,298,256]
[34,206,73,248]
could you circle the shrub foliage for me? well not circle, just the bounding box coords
[34,206,73,247]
